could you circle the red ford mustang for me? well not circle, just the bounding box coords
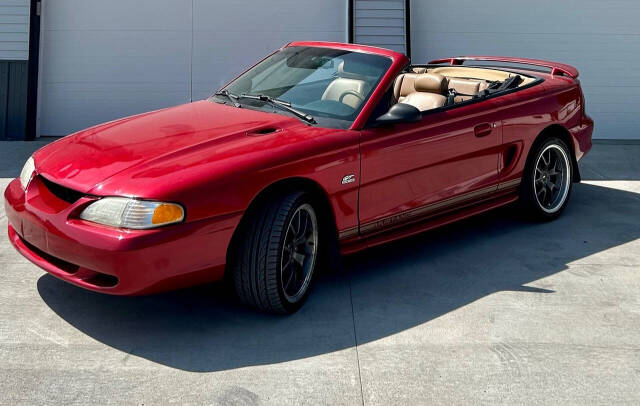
[5,42,593,313]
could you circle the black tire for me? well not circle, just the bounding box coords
[520,137,573,221]
[232,191,320,314]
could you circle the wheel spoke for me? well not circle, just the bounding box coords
[296,210,303,234]
[282,254,292,271]
[547,181,556,192]
[537,186,547,205]
[549,159,561,176]
[541,151,550,168]
[283,264,295,291]
[298,211,309,239]
[292,252,305,266]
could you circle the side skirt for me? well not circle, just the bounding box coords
[339,181,520,255]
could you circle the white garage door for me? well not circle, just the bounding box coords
[40,0,347,136]
[410,0,640,140]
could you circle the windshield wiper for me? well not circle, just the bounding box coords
[213,89,241,108]
[239,94,316,124]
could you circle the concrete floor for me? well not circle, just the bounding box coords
[1,139,639,405]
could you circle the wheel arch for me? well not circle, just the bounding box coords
[532,124,581,182]
[225,176,340,277]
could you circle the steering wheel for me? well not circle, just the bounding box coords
[338,90,364,106]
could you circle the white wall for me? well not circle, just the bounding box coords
[354,0,406,54]
[410,0,640,140]
[40,0,347,136]
[0,0,29,60]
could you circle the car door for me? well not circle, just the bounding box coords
[358,99,504,235]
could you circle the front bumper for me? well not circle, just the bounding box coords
[4,176,241,295]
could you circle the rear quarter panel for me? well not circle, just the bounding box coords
[493,75,585,184]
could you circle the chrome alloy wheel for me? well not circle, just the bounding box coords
[534,144,571,213]
[280,203,318,303]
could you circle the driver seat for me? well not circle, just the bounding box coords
[401,74,449,111]
[322,62,366,109]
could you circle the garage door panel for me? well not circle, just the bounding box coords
[42,31,191,83]
[192,0,347,100]
[413,0,640,35]
[41,0,347,136]
[411,0,640,139]
[40,1,193,136]
[41,30,191,135]
[45,0,191,31]
[194,0,345,32]
[41,83,188,137]
[192,31,344,100]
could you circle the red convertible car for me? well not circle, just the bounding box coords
[5,42,593,313]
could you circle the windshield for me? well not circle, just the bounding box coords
[216,46,392,128]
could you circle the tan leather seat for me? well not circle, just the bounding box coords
[448,78,481,102]
[322,62,366,109]
[402,74,448,111]
[393,73,420,103]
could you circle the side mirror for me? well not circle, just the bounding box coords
[374,103,422,126]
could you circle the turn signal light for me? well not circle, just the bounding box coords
[152,204,184,225]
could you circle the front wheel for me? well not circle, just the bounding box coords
[520,137,573,221]
[232,191,319,314]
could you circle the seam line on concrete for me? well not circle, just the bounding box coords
[348,271,365,406]
[592,139,640,145]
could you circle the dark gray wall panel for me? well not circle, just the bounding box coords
[354,0,406,53]
[0,60,27,139]
[7,60,27,138]
[0,62,7,138]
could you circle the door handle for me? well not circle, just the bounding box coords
[474,123,494,138]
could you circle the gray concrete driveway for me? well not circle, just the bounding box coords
[1,140,639,405]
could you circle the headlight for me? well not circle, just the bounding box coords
[19,156,35,189]
[79,197,184,229]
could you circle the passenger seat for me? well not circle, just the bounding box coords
[401,74,449,111]
[448,78,482,102]
[322,61,367,109]
[393,73,420,103]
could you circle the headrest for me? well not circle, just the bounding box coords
[412,67,427,74]
[414,73,448,95]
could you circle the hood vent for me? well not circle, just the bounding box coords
[247,127,281,136]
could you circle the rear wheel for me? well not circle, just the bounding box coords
[520,137,573,220]
[232,191,319,314]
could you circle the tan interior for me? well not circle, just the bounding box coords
[322,61,368,109]
[322,77,365,109]
[393,66,536,112]
[393,73,420,103]
[401,73,449,111]
[448,78,481,103]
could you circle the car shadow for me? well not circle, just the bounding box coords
[37,182,640,372]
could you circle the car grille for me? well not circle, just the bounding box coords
[20,235,80,274]
[39,176,85,204]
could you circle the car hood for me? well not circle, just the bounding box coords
[34,100,303,195]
